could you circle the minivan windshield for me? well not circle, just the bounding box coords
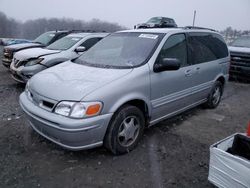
[34,32,55,46]
[75,32,163,68]
[230,36,250,48]
[46,36,82,50]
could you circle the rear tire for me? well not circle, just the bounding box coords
[104,105,145,155]
[204,81,223,109]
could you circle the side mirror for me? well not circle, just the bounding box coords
[154,58,181,72]
[75,46,86,53]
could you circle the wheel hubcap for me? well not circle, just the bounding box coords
[212,87,221,105]
[118,116,140,147]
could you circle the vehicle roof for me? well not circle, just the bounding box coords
[66,32,109,38]
[118,28,218,34]
[46,30,69,34]
[150,16,173,20]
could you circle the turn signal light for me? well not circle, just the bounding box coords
[86,104,101,116]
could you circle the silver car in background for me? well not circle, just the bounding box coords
[10,32,108,83]
[20,28,230,154]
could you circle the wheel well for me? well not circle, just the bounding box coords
[217,76,225,86]
[121,99,150,125]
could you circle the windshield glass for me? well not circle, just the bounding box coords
[147,17,162,24]
[46,36,82,50]
[34,32,55,46]
[230,36,250,48]
[75,32,164,68]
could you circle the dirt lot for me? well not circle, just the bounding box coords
[0,46,249,188]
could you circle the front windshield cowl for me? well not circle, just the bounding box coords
[34,41,42,45]
[74,32,164,69]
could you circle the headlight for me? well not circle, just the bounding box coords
[54,101,103,118]
[25,58,44,67]
[25,81,32,99]
[25,81,30,92]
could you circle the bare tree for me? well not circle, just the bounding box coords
[0,11,127,39]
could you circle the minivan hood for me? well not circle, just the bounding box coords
[15,48,61,61]
[29,61,133,101]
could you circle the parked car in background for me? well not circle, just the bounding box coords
[228,36,250,82]
[0,38,10,46]
[0,38,32,46]
[2,30,75,68]
[10,32,108,83]
[135,17,177,29]
[20,27,229,154]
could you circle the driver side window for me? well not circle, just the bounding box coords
[156,34,188,67]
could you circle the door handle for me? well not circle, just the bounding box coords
[185,69,192,77]
[196,67,201,73]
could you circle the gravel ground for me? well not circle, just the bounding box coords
[0,46,249,188]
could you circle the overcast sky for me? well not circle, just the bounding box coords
[0,0,249,30]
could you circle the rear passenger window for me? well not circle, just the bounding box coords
[188,33,228,64]
[211,33,228,58]
[80,38,102,50]
[156,34,188,67]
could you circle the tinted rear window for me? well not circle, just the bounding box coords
[188,32,228,64]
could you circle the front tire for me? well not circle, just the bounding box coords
[104,105,145,155]
[204,81,223,109]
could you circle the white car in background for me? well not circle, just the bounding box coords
[10,32,108,83]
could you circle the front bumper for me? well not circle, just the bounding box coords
[19,92,113,150]
[10,62,47,83]
[229,65,250,82]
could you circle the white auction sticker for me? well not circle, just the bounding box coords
[139,34,158,39]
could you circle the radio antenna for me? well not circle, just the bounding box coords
[192,10,196,26]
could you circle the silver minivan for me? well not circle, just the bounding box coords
[19,28,230,154]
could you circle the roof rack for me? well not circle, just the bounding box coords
[184,26,217,32]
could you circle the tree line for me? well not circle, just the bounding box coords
[220,26,250,43]
[0,11,127,39]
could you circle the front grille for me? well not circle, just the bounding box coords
[231,54,250,67]
[42,101,55,109]
[3,48,13,59]
[230,52,250,82]
[28,90,56,111]
[229,52,250,82]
